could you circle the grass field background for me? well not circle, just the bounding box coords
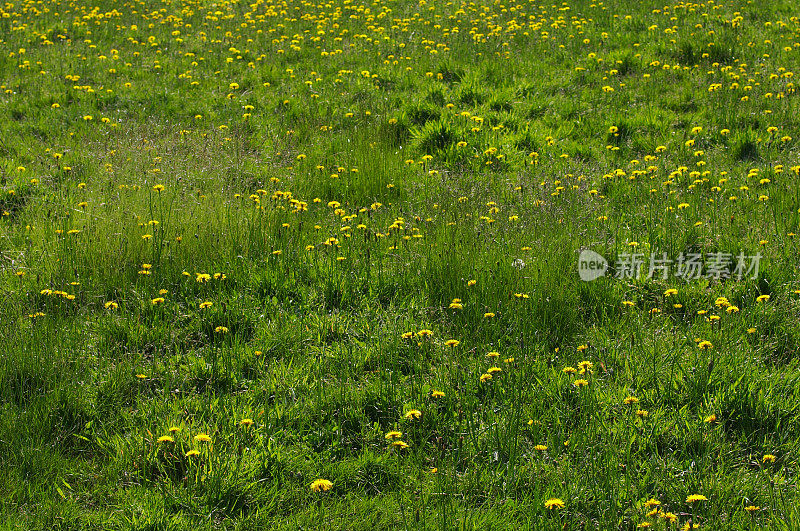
[2,0,800,528]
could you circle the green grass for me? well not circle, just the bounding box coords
[2,0,800,528]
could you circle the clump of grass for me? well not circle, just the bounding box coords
[411,119,457,155]
[1,0,800,528]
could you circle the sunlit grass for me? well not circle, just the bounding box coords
[1,0,800,528]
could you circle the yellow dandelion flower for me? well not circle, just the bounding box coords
[310,479,333,492]
[661,512,677,523]
[544,498,565,510]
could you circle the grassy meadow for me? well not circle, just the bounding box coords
[2,0,800,528]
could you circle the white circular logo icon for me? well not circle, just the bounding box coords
[578,249,608,281]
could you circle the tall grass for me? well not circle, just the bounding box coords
[1,0,800,528]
